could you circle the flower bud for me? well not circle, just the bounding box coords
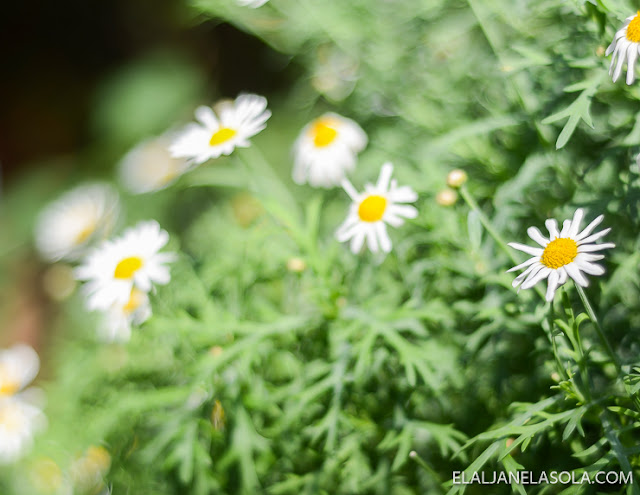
[446,169,468,188]
[436,189,458,206]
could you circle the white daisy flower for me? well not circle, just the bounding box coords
[169,94,271,165]
[336,162,418,253]
[606,11,640,84]
[0,345,46,464]
[292,113,367,188]
[236,0,269,7]
[508,209,615,302]
[74,220,176,311]
[99,288,152,342]
[118,136,191,194]
[0,345,39,399]
[35,183,119,262]
[0,397,46,464]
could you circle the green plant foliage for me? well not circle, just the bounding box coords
[3,0,640,494]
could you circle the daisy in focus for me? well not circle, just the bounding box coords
[292,112,367,188]
[169,94,271,165]
[606,11,640,84]
[35,183,119,262]
[0,345,46,464]
[508,209,615,302]
[119,135,191,194]
[236,0,269,6]
[336,162,418,253]
[74,220,176,311]
[99,288,152,342]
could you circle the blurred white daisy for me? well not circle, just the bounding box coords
[236,0,269,6]
[0,345,46,464]
[606,11,640,84]
[99,288,152,342]
[508,209,615,302]
[118,136,191,194]
[336,162,418,253]
[74,220,176,311]
[70,445,111,494]
[0,344,39,399]
[0,398,46,464]
[35,183,119,262]
[169,94,271,165]
[292,113,367,188]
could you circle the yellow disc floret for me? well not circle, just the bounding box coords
[627,12,640,43]
[209,128,237,146]
[75,223,96,245]
[114,256,143,279]
[541,238,578,269]
[358,195,387,222]
[123,288,145,314]
[311,119,339,147]
[0,382,19,397]
[0,366,19,397]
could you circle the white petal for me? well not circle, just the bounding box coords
[545,219,560,239]
[627,44,639,85]
[575,260,605,276]
[375,222,392,253]
[350,229,366,254]
[564,263,589,287]
[545,270,560,302]
[613,40,629,82]
[341,179,360,201]
[577,227,610,245]
[507,257,539,273]
[527,227,549,247]
[575,214,604,241]
[578,242,615,252]
[387,204,418,220]
[508,242,544,257]
[376,163,394,191]
[558,267,568,285]
[521,266,552,290]
[568,209,584,238]
[512,262,543,288]
[195,106,219,129]
[365,227,379,252]
[389,185,418,203]
[336,215,361,242]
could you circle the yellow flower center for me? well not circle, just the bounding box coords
[31,459,65,493]
[311,119,339,147]
[85,446,111,473]
[114,256,143,279]
[74,224,96,245]
[209,127,237,146]
[0,366,19,397]
[627,12,640,43]
[541,238,578,269]
[358,195,387,222]
[123,289,145,314]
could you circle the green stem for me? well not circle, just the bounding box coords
[575,285,622,374]
[459,185,515,263]
[238,145,298,213]
[409,451,445,493]
[547,300,569,382]
[459,184,546,301]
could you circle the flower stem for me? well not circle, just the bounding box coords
[409,451,445,493]
[547,300,569,382]
[458,184,546,301]
[575,285,622,374]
